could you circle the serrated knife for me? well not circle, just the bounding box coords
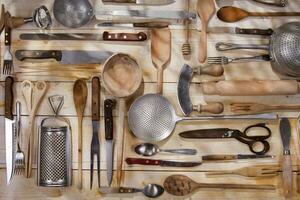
[126,158,201,167]
[104,99,116,186]
[5,76,15,185]
[102,0,175,5]
[15,50,113,65]
[279,118,293,198]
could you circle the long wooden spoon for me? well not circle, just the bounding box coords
[197,0,216,63]
[217,6,300,23]
[151,28,171,94]
[164,175,275,196]
[73,79,88,190]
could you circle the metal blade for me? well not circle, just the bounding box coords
[208,27,236,34]
[96,10,196,20]
[179,129,233,139]
[237,154,275,159]
[280,118,291,154]
[177,64,194,116]
[5,119,14,185]
[106,140,114,186]
[61,51,113,65]
[20,33,103,41]
[99,187,120,194]
[136,0,175,5]
[160,160,201,167]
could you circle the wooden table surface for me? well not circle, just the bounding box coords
[1,0,300,199]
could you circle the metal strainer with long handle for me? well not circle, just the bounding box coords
[216,22,300,76]
[128,94,277,142]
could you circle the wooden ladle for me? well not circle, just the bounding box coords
[151,28,171,94]
[163,175,275,196]
[197,0,216,63]
[73,79,88,190]
[217,6,300,23]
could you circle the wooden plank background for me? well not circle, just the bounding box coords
[1,0,300,199]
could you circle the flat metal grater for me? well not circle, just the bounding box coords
[37,95,72,187]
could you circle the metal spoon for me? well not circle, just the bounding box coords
[99,184,164,198]
[134,143,197,156]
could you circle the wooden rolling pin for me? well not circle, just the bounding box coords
[201,80,300,96]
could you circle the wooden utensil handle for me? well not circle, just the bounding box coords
[251,12,300,17]
[157,68,164,94]
[4,76,14,119]
[4,25,11,46]
[206,171,234,175]
[193,102,224,114]
[235,27,273,36]
[126,158,161,165]
[104,99,116,140]
[197,183,275,190]
[201,80,299,96]
[194,65,224,77]
[282,154,293,198]
[77,117,83,190]
[133,22,170,28]
[270,104,300,110]
[102,0,136,3]
[92,77,100,121]
[15,50,62,61]
[10,17,25,28]
[199,26,207,63]
[103,31,147,41]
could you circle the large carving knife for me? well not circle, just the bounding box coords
[5,76,14,185]
[177,64,224,116]
[104,99,116,186]
[279,118,293,198]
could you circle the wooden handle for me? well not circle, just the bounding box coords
[250,12,300,17]
[119,187,140,193]
[4,76,14,119]
[197,183,275,190]
[4,25,11,46]
[125,158,161,166]
[15,50,62,61]
[77,117,83,189]
[10,17,25,28]
[157,68,164,94]
[102,0,136,3]
[201,80,299,96]
[193,102,224,114]
[206,171,234,176]
[270,104,300,110]
[194,65,224,77]
[235,27,273,36]
[104,99,116,140]
[103,31,147,41]
[133,22,170,28]
[282,155,293,198]
[92,77,100,121]
[199,26,207,63]
[297,173,300,193]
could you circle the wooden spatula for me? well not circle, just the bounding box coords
[231,103,300,114]
[151,28,171,94]
[73,79,88,189]
[197,0,216,63]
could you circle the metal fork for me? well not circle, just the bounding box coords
[3,25,13,75]
[207,54,270,65]
[14,102,25,176]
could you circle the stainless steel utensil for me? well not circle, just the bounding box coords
[134,143,197,156]
[99,184,164,198]
[216,22,300,76]
[252,0,287,7]
[14,101,25,176]
[128,94,277,142]
[207,55,270,65]
[101,0,175,5]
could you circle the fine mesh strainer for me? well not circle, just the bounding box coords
[128,94,277,142]
[215,22,300,76]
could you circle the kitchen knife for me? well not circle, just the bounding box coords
[208,27,273,35]
[104,99,116,186]
[179,128,234,139]
[102,0,175,6]
[15,50,113,64]
[202,154,275,161]
[125,158,201,167]
[96,22,171,29]
[5,76,15,185]
[95,10,196,21]
[279,118,293,198]
[19,32,148,41]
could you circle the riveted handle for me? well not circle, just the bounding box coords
[5,76,14,120]
[15,50,62,61]
[92,77,100,121]
[235,28,273,36]
[125,158,161,165]
[104,99,116,140]
[103,31,147,41]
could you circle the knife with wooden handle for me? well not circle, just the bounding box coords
[279,118,293,198]
[126,158,201,167]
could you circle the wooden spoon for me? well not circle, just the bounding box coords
[164,175,275,196]
[73,79,88,190]
[217,6,300,23]
[197,0,216,63]
[151,28,171,94]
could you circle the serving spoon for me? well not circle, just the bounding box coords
[134,143,197,156]
[217,6,300,23]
